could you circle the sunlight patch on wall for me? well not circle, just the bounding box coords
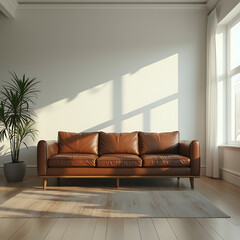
[122,113,143,132]
[122,54,178,115]
[150,99,178,132]
[36,81,113,139]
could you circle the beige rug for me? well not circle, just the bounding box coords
[0,189,229,218]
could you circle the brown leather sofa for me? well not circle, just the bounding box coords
[37,131,200,189]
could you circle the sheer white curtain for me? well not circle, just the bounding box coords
[206,9,219,178]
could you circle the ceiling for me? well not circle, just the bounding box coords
[0,0,220,19]
[16,0,219,10]
[17,0,220,11]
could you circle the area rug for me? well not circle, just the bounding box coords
[0,189,229,218]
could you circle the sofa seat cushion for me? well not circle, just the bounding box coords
[97,154,142,167]
[141,154,190,167]
[48,154,98,167]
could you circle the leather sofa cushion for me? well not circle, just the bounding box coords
[141,154,190,167]
[58,131,99,154]
[97,154,142,167]
[48,154,97,167]
[99,132,139,155]
[139,131,179,155]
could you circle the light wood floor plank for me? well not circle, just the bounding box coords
[106,218,124,240]
[92,218,108,240]
[123,219,141,240]
[0,218,27,240]
[0,176,40,205]
[152,218,177,240]
[138,218,159,240]
[44,219,70,240]
[201,177,240,196]
[168,218,213,240]
[197,218,240,240]
[61,218,97,240]
[8,218,56,240]
[197,218,224,240]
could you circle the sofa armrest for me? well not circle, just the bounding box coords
[179,140,200,176]
[37,140,58,176]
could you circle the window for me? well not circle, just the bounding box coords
[227,16,240,144]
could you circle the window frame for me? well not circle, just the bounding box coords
[226,14,240,145]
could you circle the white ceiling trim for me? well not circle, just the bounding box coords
[18,3,207,10]
[18,0,207,3]
[0,0,18,18]
[16,0,208,11]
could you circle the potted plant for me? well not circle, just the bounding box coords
[0,72,39,181]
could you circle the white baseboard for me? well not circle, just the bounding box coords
[220,168,240,187]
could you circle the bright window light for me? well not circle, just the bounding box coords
[230,20,240,70]
[227,16,240,144]
[230,73,240,141]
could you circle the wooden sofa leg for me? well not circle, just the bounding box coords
[177,177,180,187]
[116,178,119,188]
[57,178,60,186]
[189,177,194,189]
[43,178,47,190]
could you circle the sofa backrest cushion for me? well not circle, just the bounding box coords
[58,131,99,155]
[99,132,139,155]
[139,131,179,155]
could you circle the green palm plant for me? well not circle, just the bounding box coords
[0,72,39,163]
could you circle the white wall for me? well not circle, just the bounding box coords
[219,147,240,187]
[0,6,207,174]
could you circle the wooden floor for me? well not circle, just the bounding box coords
[0,176,240,240]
